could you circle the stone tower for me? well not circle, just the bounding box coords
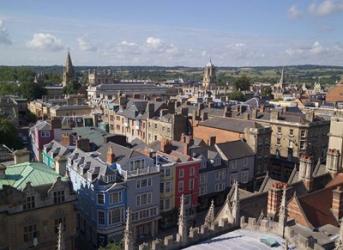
[202,59,216,90]
[62,51,75,87]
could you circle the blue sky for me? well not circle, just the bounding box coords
[1,0,343,66]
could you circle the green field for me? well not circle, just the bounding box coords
[0,65,342,86]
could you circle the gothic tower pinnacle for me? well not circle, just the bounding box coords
[62,51,75,87]
[202,59,216,90]
[57,223,65,250]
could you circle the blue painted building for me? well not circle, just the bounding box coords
[67,148,126,248]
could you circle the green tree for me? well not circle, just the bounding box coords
[63,80,81,95]
[0,118,22,149]
[98,242,122,250]
[234,75,251,91]
[0,83,18,96]
[19,82,47,100]
[227,91,246,101]
[261,86,273,98]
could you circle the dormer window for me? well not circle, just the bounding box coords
[54,191,65,204]
[23,196,35,210]
[106,174,116,183]
[41,131,50,138]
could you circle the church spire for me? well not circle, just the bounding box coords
[204,199,215,228]
[57,223,65,250]
[232,181,240,225]
[124,208,134,250]
[278,186,287,237]
[62,51,75,87]
[279,67,284,85]
[65,51,73,70]
[177,195,188,243]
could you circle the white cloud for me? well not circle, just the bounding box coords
[77,37,97,52]
[288,5,303,19]
[308,0,343,16]
[285,41,337,59]
[235,43,246,48]
[145,36,162,49]
[26,33,64,51]
[120,40,137,47]
[0,20,12,45]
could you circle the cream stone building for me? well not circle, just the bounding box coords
[326,115,343,175]
[250,109,330,163]
[202,60,216,90]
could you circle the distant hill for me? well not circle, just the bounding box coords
[1,65,342,85]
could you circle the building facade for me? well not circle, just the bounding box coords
[0,162,77,250]
[30,120,55,161]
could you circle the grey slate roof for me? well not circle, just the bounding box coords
[97,142,146,169]
[199,117,262,133]
[71,127,110,148]
[215,140,255,160]
[44,140,74,159]
[68,148,119,183]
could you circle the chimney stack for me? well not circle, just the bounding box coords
[160,109,168,118]
[201,111,208,121]
[13,149,30,164]
[267,182,287,217]
[251,109,258,119]
[332,186,343,220]
[106,146,115,165]
[167,101,175,114]
[271,109,279,121]
[61,132,73,146]
[180,107,188,117]
[208,136,216,146]
[223,106,232,117]
[160,139,172,154]
[298,154,313,191]
[146,102,155,119]
[242,112,250,120]
[305,110,315,122]
[76,137,91,152]
[326,149,341,176]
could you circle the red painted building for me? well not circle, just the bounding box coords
[30,120,54,161]
[174,158,200,216]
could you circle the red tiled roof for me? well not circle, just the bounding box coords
[296,173,343,228]
[326,83,343,103]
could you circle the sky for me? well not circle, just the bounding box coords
[0,0,343,66]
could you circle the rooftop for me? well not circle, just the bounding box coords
[184,229,286,250]
[199,117,262,133]
[0,162,62,190]
[215,140,255,160]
